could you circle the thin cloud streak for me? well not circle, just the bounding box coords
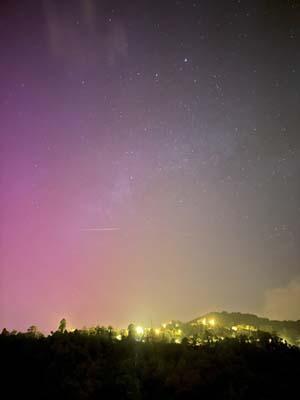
[81,227,121,232]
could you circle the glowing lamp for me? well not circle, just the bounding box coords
[135,326,144,335]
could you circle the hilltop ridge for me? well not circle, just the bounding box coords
[163,311,300,345]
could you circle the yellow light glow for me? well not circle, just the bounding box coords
[209,319,215,327]
[135,326,144,335]
[202,318,207,326]
[116,334,122,341]
[232,326,238,331]
[162,323,167,329]
[155,328,160,335]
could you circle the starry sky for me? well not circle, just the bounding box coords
[1,0,300,332]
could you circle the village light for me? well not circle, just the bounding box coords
[135,326,144,335]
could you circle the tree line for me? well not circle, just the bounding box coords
[1,319,300,399]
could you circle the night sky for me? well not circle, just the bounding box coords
[1,0,300,332]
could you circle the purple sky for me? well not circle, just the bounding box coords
[1,0,300,332]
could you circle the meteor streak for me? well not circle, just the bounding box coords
[81,227,120,232]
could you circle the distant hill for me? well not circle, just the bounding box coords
[167,311,300,345]
[190,311,300,330]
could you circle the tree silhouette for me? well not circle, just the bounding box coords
[26,325,43,338]
[1,326,299,399]
[108,325,114,340]
[128,323,136,340]
[27,325,37,333]
[58,318,67,333]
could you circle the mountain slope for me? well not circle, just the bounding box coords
[186,311,300,344]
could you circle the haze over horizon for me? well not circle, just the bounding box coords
[1,0,300,332]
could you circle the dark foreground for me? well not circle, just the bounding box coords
[1,332,300,400]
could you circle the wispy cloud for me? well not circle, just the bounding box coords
[262,277,300,320]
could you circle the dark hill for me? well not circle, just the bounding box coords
[167,311,300,345]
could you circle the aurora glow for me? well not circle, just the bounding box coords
[0,0,300,332]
